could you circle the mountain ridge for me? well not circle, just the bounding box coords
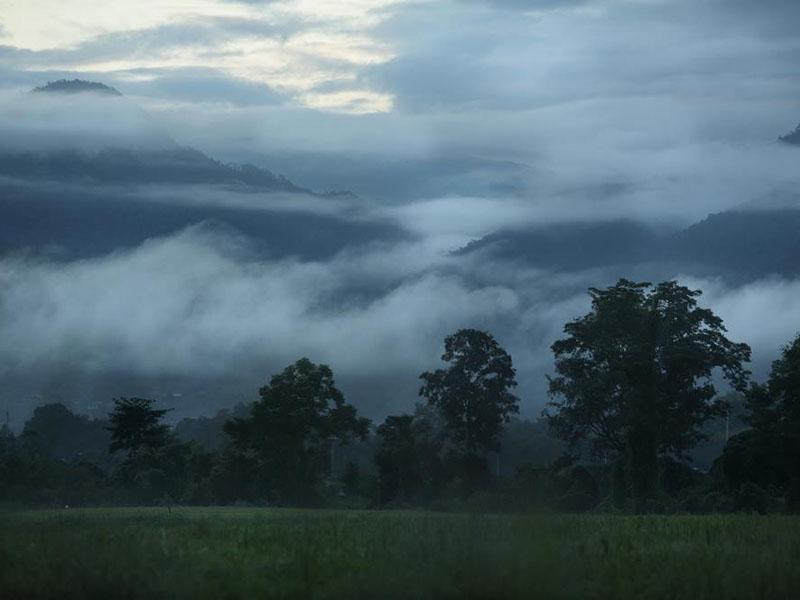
[0,80,349,196]
[33,79,122,96]
[457,207,800,281]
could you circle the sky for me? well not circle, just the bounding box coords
[1,0,800,425]
[3,0,800,210]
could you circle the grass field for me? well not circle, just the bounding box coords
[1,508,799,599]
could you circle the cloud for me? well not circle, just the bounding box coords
[366,0,800,113]
[4,0,800,177]
[683,275,800,366]
[1,208,798,425]
[0,17,301,80]
[0,224,525,419]
[0,2,399,112]
[0,88,176,151]
[458,0,598,13]
[113,68,288,107]
[79,0,795,212]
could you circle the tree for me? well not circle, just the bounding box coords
[419,329,519,486]
[375,415,418,503]
[23,403,110,465]
[723,333,800,511]
[174,403,250,451]
[107,398,171,459]
[340,461,361,497]
[546,279,750,512]
[757,333,800,511]
[0,424,21,502]
[715,429,782,497]
[209,446,258,505]
[374,405,446,505]
[107,398,189,504]
[224,358,369,505]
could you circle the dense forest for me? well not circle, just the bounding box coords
[2,278,797,515]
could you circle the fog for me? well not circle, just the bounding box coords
[0,90,175,152]
[1,0,800,426]
[2,208,799,425]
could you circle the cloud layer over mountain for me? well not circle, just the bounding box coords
[1,0,800,425]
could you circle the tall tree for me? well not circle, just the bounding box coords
[107,398,171,459]
[225,358,369,505]
[419,329,519,484]
[107,398,189,504]
[546,279,750,511]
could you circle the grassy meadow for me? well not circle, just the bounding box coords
[1,507,798,599]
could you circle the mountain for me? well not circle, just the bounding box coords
[456,219,658,271]
[667,209,800,280]
[0,179,404,260]
[33,79,122,96]
[0,80,395,261]
[0,146,306,191]
[0,80,307,192]
[458,208,800,281]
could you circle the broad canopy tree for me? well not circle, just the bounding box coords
[546,279,751,511]
[420,329,519,484]
[225,358,369,505]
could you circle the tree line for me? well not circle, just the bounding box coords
[1,279,798,513]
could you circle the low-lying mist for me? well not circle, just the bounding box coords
[2,205,799,427]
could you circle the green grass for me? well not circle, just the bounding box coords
[1,508,799,599]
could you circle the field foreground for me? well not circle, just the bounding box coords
[1,508,798,599]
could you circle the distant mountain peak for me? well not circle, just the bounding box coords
[33,79,122,97]
[779,123,800,146]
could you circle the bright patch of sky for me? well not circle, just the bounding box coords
[0,0,406,112]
